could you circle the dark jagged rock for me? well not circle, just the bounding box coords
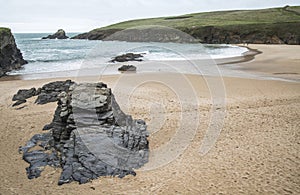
[11,80,75,106]
[110,53,143,63]
[35,80,75,104]
[19,81,149,185]
[12,99,26,107]
[12,88,36,101]
[118,65,137,72]
[42,123,53,131]
[42,29,69,39]
[0,27,27,77]
[19,133,60,179]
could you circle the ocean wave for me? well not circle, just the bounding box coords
[26,57,84,63]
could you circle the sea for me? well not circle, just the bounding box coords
[10,33,249,79]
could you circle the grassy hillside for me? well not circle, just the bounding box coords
[72,6,300,44]
[100,6,300,30]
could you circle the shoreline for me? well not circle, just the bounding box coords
[2,44,298,83]
[216,44,262,65]
[0,44,262,82]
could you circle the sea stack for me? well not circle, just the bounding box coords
[0,27,27,77]
[42,29,69,39]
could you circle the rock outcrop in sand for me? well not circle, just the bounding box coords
[18,81,149,185]
[42,29,69,39]
[12,80,75,106]
[0,27,27,77]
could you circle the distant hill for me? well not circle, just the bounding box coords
[72,6,300,44]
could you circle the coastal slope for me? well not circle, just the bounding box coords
[0,27,27,77]
[72,6,300,44]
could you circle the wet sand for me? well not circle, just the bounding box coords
[0,44,299,194]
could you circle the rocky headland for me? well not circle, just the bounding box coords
[0,27,27,77]
[72,6,300,44]
[42,29,69,39]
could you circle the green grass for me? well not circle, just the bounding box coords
[0,27,11,33]
[98,6,300,30]
[0,27,11,39]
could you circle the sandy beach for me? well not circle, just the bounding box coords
[0,44,299,194]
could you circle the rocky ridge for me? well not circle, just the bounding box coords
[71,6,300,44]
[71,23,300,44]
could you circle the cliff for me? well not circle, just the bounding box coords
[72,6,300,44]
[0,27,27,77]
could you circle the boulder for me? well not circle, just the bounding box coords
[0,27,27,77]
[42,29,69,39]
[12,88,36,101]
[118,65,137,72]
[19,81,149,185]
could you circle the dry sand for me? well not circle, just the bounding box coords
[235,44,300,81]
[0,45,299,194]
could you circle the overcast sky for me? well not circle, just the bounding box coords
[0,0,299,33]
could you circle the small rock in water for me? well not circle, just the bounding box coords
[110,53,143,63]
[42,29,69,39]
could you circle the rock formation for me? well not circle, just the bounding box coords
[180,23,300,44]
[72,22,300,44]
[12,80,75,106]
[110,53,143,63]
[0,27,27,77]
[71,6,300,44]
[118,65,137,72]
[18,81,149,185]
[42,29,69,39]
[35,80,75,104]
